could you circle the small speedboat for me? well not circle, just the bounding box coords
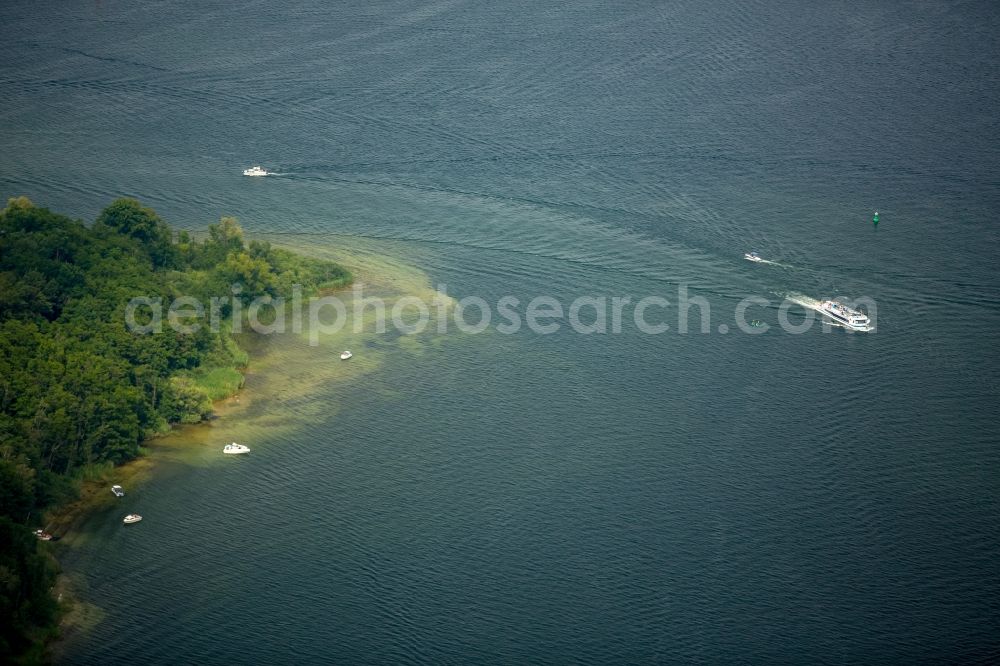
[223,442,250,455]
[340,350,353,360]
[123,514,142,525]
[242,165,270,177]
[111,484,125,497]
[34,529,53,541]
[744,251,763,262]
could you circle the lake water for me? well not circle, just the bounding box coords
[2,0,999,662]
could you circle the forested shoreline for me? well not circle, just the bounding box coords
[0,197,350,661]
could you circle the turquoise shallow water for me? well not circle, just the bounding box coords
[2,0,1000,663]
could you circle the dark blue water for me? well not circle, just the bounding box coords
[2,1,999,662]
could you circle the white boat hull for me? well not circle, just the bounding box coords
[819,303,872,331]
[822,318,872,332]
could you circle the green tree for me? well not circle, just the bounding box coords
[208,216,244,251]
[96,198,177,268]
[162,376,213,424]
[219,251,276,300]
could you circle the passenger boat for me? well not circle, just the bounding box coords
[819,300,872,331]
[223,442,250,455]
[123,514,142,525]
[111,484,125,497]
[242,165,270,177]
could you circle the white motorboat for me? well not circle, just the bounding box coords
[744,251,764,262]
[819,300,872,331]
[123,514,142,525]
[340,350,353,360]
[242,165,270,177]
[111,484,125,497]
[34,529,54,541]
[223,442,250,455]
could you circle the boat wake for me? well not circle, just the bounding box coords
[744,252,790,269]
[782,292,843,323]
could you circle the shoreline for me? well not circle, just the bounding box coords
[40,292,340,660]
[39,264,363,540]
[38,236,454,661]
[42,372,249,659]
[40,386,247,538]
